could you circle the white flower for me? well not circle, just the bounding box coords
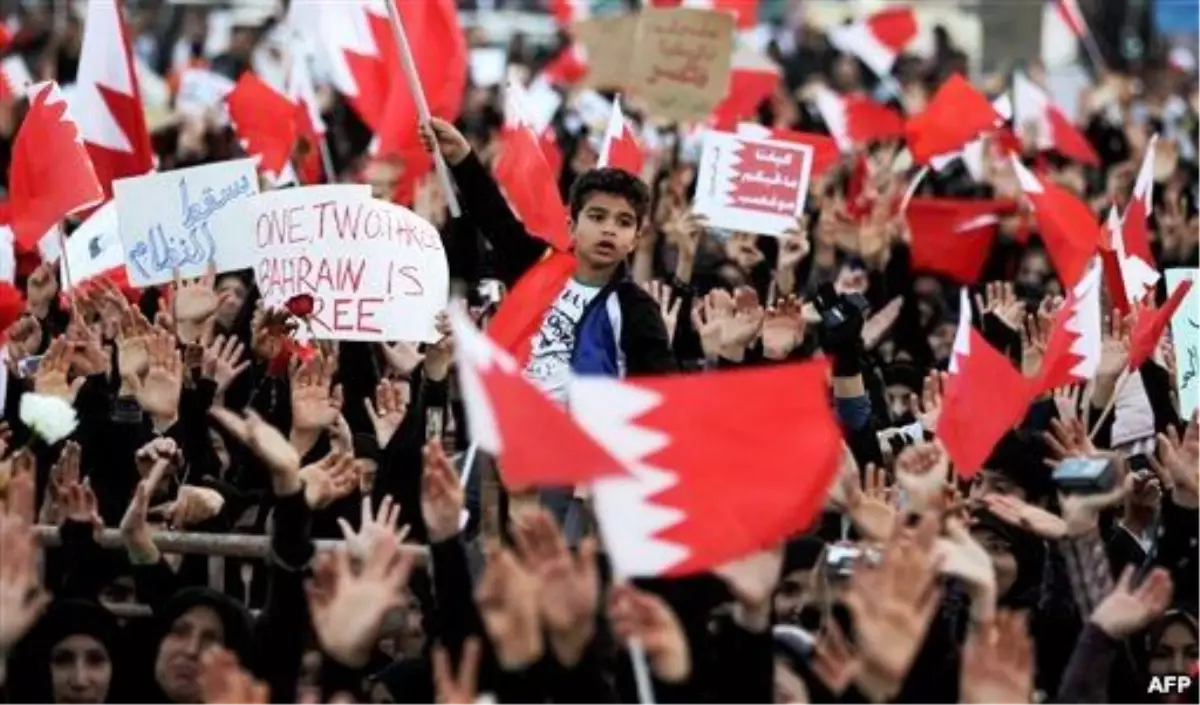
[19,393,78,445]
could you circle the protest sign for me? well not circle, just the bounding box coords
[243,185,449,342]
[693,130,814,237]
[61,201,123,287]
[573,14,637,90]
[114,159,259,287]
[629,7,734,122]
[175,68,235,120]
[1166,268,1199,417]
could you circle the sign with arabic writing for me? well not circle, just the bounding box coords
[240,185,449,342]
[1166,268,1198,418]
[693,130,814,237]
[629,7,734,122]
[114,159,259,287]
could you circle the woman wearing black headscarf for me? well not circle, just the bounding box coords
[6,599,126,704]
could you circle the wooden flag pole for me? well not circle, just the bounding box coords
[1088,368,1130,442]
[383,0,462,218]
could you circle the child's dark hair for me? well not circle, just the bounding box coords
[568,168,651,228]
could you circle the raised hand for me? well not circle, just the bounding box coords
[1152,414,1199,506]
[203,335,250,397]
[1051,384,1084,423]
[607,584,690,684]
[1096,311,1130,381]
[306,531,415,668]
[116,305,153,380]
[842,514,942,699]
[475,542,544,670]
[127,330,184,420]
[762,295,806,360]
[960,611,1034,704]
[135,437,182,482]
[364,379,410,449]
[811,620,860,696]
[210,408,301,495]
[432,637,482,705]
[894,442,950,514]
[65,305,110,377]
[60,477,104,538]
[975,282,1024,332]
[199,647,269,704]
[172,263,221,324]
[33,336,86,402]
[421,439,463,544]
[0,512,50,653]
[290,354,342,432]
[25,262,58,315]
[861,296,904,351]
[909,372,946,434]
[511,507,600,666]
[846,463,897,542]
[980,493,1067,540]
[6,316,42,361]
[640,280,682,346]
[1090,565,1173,639]
[336,495,407,561]
[41,440,83,525]
[690,290,734,361]
[299,451,358,510]
[1042,417,1096,460]
[723,286,765,351]
[151,486,226,529]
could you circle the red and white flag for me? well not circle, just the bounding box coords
[1010,155,1100,289]
[1119,134,1159,277]
[289,1,389,133]
[1127,279,1194,370]
[1011,71,1100,166]
[495,77,571,252]
[598,98,643,178]
[1031,258,1102,394]
[570,359,842,578]
[9,82,104,253]
[72,0,154,196]
[451,308,628,490]
[648,0,759,30]
[813,86,905,153]
[225,72,299,180]
[906,74,1004,165]
[828,7,918,77]
[540,42,589,87]
[710,45,780,129]
[940,289,1035,477]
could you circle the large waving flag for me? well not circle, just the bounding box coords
[1011,71,1100,166]
[72,0,153,196]
[906,74,1004,165]
[1118,135,1160,285]
[225,72,299,180]
[814,86,906,153]
[570,359,842,578]
[10,82,104,252]
[452,308,628,490]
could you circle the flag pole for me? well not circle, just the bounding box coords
[383,0,462,218]
[317,136,336,185]
[1087,368,1129,442]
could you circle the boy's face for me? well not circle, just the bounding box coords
[570,192,639,272]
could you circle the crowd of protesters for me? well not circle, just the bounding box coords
[0,1,1197,704]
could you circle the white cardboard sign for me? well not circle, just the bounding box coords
[61,201,124,287]
[1166,268,1199,418]
[114,159,259,287]
[693,130,814,237]
[242,185,449,342]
